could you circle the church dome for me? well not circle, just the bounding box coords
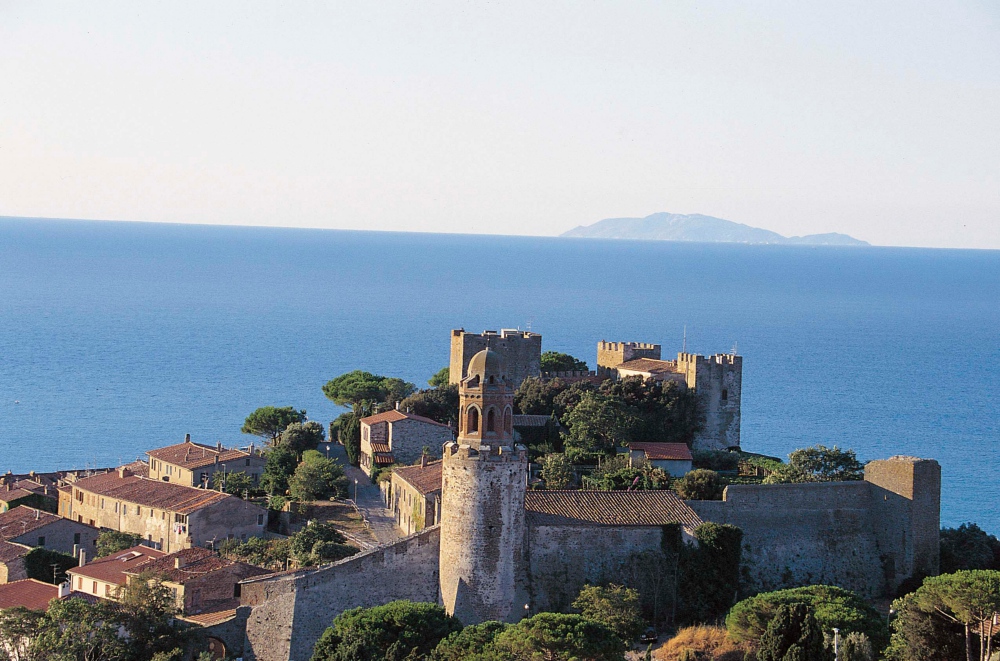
[466,348,506,383]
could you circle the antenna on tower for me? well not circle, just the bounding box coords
[682,325,687,353]
[731,340,738,356]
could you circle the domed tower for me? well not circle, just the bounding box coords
[439,348,529,624]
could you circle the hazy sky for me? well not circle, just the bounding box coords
[2,2,998,248]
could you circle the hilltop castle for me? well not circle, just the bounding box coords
[239,346,939,661]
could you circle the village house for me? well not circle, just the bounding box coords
[147,435,266,488]
[0,579,73,611]
[126,546,270,615]
[61,467,266,553]
[0,506,100,556]
[0,539,31,584]
[66,544,166,600]
[0,477,58,513]
[625,442,694,477]
[359,410,454,477]
[388,458,442,535]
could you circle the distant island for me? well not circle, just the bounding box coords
[561,212,870,246]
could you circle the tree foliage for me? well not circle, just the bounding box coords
[96,530,142,557]
[540,351,589,373]
[884,589,966,661]
[311,601,462,661]
[757,603,829,661]
[727,584,889,653]
[280,421,327,454]
[572,583,644,643]
[220,536,291,570]
[211,470,254,496]
[490,612,626,661]
[23,548,76,585]
[581,455,669,491]
[431,621,508,661]
[397,385,459,425]
[906,570,1000,661]
[765,445,865,484]
[940,523,1000,574]
[691,450,740,472]
[261,445,299,496]
[563,392,639,456]
[540,453,575,490]
[672,469,724,500]
[288,450,349,502]
[332,412,362,466]
[290,522,357,567]
[241,406,307,443]
[428,367,451,388]
[676,522,743,624]
[322,371,416,415]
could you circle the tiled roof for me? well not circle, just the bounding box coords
[616,358,680,374]
[374,454,396,465]
[361,410,452,429]
[132,547,271,585]
[147,441,254,470]
[392,461,442,495]
[370,441,391,454]
[0,539,31,563]
[525,490,703,530]
[512,415,552,427]
[67,545,166,585]
[180,598,240,625]
[0,489,36,503]
[120,461,149,478]
[0,507,64,540]
[72,471,232,515]
[629,443,693,461]
[0,579,58,611]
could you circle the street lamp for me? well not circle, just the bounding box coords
[220,463,227,492]
[325,444,330,459]
[354,478,358,504]
[832,627,840,660]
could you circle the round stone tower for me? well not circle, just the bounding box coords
[439,348,529,625]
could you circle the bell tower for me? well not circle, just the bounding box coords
[440,348,529,624]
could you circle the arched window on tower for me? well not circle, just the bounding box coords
[468,407,479,433]
[486,408,496,433]
[503,408,512,434]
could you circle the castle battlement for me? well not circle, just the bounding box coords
[597,341,660,352]
[676,352,741,366]
[444,442,527,463]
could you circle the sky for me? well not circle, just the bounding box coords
[1,2,998,249]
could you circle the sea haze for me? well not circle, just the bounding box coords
[1,218,997,531]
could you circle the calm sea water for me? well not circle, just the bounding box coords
[1,218,998,531]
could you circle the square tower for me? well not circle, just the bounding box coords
[450,329,541,389]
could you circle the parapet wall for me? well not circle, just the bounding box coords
[241,526,441,661]
[689,457,940,597]
[450,329,541,388]
[596,341,662,377]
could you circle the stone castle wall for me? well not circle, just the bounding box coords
[679,352,742,450]
[241,526,441,661]
[596,341,661,377]
[688,457,940,597]
[450,329,541,388]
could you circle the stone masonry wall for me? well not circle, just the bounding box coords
[241,526,441,661]
[596,341,661,377]
[679,353,742,450]
[450,329,541,388]
[11,517,100,556]
[390,418,454,465]
[525,524,663,613]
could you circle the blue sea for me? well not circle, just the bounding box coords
[1,218,998,531]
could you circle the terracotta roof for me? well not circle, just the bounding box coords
[180,598,240,625]
[361,410,452,429]
[0,539,31,563]
[131,547,271,585]
[374,454,396,465]
[67,545,166,585]
[147,441,255,470]
[370,441,391,454]
[120,461,149,478]
[0,579,58,611]
[524,490,703,530]
[512,415,552,427]
[629,443,693,461]
[0,489,36,503]
[11,479,48,494]
[616,358,680,374]
[392,461,442,495]
[0,507,65,541]
[72,472,233,515]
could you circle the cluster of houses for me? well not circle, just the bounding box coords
[0,436,271,658]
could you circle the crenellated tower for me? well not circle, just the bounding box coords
[439,348,529,624]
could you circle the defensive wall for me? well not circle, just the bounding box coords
[688,456,940,597]
[241,526,441,661]
[596,341,661,377]
[678,352,742,450]
[449,329,541,388]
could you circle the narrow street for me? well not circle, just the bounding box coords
[326,443,401,546]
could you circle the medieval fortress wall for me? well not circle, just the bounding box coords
[449,329,541,388]
[241,527,441,661]
[689,457,940,597]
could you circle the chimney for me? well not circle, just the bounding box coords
[395,401,400,410]
[185,433,191,444]
[35,508,40,520]
[78,550,87,567]
[174,556,185,570]
[421,454,428,468]
[58,581,70,598]
[216,441,222,452]
[72,543,79,559]
[249,442,255,456]
[118,467,132,479]
[214,456,219,467]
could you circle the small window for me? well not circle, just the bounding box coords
[92,580,97,593]
[486,409,496,433]
[37,536,45,546]
[257,514,264,526]
[73,532,81,545]
[721,389,728,401]
[77,577,83,589]
[246,458,251,466]
[468,407,479,433]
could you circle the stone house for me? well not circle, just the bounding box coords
[61,467,267,553]
[0,506,100,556]
[388,459,442,535]
[147,435,266,488]
[126,547,270,615]
[359,410,454,477]
[66,544,166,600]
[0,478,58,513]
[0,539,31,584]
[625,442,693,477]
